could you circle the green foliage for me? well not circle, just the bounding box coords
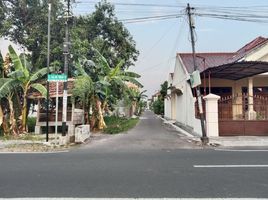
[27,117,36,133]
[152,99,164,115]
[104,116,139,134]
[2,0,65,71]
[151,81,168,115]
[160,81,168,100]
[0,0,8,34]
[137,100,147,115]
[72,0,139,69]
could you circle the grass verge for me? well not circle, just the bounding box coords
[0,134,42,141]
[104,116,139,134]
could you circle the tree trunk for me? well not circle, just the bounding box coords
[91,97,106,130]
[8,95,18,136]
[97,98,106,130]
[0,105,9,135]
[21,95,28,133]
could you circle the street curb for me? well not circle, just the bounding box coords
[157,115,195,138]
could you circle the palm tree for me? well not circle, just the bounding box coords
[0,45,53,133]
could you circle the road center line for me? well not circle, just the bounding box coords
[194,164,268,168]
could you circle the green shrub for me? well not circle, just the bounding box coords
[104,116,139,134]
[152,99,164,115]
[27,117,36,133]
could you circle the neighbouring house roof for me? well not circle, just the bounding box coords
[229,36,268,62]
[177,36,268,80]
[28,78,75,99]
[178,52,235,73]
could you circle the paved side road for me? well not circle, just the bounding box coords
[81,110,201,151]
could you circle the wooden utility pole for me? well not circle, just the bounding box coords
[186,3,208,145]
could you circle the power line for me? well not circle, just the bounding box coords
[122,15,182,24]
[75,1,185,8]
[120,14,182,22]
[138,20,178,62]
[137,57,176,73]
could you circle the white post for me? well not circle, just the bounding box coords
[203,93,220,137]
[247,77,256,120]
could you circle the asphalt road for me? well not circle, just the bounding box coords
[0,111,268,198]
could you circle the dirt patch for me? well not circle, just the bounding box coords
[0,143,69,152]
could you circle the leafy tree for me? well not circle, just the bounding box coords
[0,0,6,31]
[160,81,168,100]
[152,99,164,115]
[72,0,139,69]
[3,0,139,73]
[152,81,168,115]
[2,0,65,71]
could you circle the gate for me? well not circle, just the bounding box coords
[218,94,268,136]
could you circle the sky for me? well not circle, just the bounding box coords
[74,0,268,97]
[2,0,268,97]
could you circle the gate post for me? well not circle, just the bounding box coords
[203,94,220,137]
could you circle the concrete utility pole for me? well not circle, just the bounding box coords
[186,3,208,145]
[46,2,52,142]
[62,0,71,136]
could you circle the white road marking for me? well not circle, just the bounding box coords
[215,148,268,152]
[0,150,68,154]
[194,164,268,168]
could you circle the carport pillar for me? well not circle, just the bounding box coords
[247,77,256,120]
[203,94,220,137]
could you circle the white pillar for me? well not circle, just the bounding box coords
[203,93,220,137]
[247,77,256,120]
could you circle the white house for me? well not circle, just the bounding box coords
[165,36,268,137]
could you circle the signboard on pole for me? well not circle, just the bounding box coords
[190,70,201,88]
[48,74,67,82]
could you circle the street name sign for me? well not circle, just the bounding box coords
[48,74,67,82]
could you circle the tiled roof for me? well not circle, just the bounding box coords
[178,36,268,73]
[178,53,235,73]
[229,36,268,62]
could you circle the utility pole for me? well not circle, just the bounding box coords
[46,2,52,142]
[186,3,208,145]
[62,0,70,136]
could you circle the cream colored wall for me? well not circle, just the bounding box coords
[164,98,171,119]
[243,43,268,62]
[164,57,202,136]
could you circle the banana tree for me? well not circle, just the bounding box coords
[0,45,53,133]
[73,49,142,130]
[0,78,21,135]
[125,89,147,116]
